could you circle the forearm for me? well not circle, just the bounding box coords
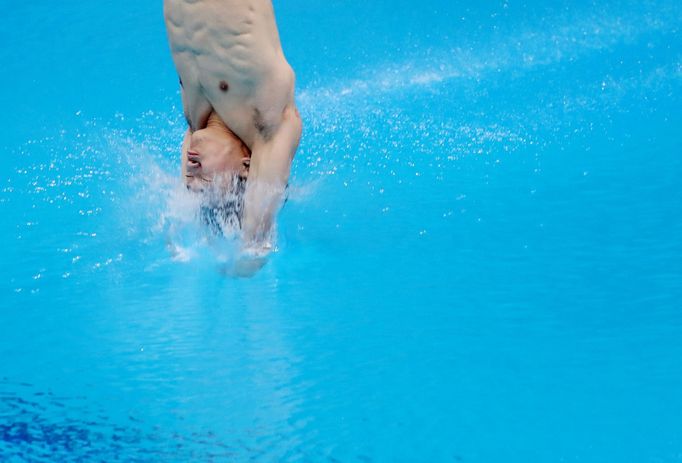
[242,177,287,247]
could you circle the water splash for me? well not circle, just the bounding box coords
[298,2,682,107]
[2,0,679,289]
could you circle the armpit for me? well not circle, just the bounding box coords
[253,107,275,142]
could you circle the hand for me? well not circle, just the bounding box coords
[223,245,271,278]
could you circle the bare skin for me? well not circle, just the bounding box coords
[183,111,251,191]
[164,0,302,248]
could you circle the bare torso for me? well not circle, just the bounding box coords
[164,0,302,247]
[164,0,295,147]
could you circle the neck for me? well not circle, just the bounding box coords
[206,111,252,157]
[206,111,227,130]
[206,111,237,140]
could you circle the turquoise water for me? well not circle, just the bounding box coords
[2,0,682,461]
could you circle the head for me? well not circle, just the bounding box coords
[184,111,251,192]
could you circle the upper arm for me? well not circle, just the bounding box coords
[251,104,301,184]
[246,63,300,189]
[242,104,302,245]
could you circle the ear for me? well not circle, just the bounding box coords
[240,142,252,158]
[239,157,251,179]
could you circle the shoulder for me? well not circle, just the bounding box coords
[250,60,296,137]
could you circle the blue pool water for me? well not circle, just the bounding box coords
[2,0,682,461]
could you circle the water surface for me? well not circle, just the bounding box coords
[1,0,682,461]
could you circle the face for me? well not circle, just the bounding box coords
[184,125,250,191]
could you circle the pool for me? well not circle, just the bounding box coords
[1,0,681,461]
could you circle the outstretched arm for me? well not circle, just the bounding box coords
[241,104,302,249]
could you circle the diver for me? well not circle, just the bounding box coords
[164,0,302,253]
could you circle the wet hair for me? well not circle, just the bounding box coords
[199,176,247,236]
